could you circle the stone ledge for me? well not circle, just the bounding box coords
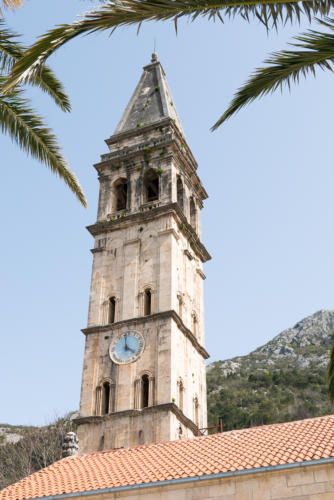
[91,247,105,254]
[82,310,210,360]
[87,202,211,263]
[74,402,198,436]
[196,268,206,280]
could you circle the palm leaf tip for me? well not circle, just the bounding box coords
[0,85,87,207]
[211,16,334,130]
[0,21,71,113]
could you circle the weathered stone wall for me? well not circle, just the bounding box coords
[77,405,197,453]
[66,462,334,499]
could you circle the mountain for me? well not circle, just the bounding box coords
[207,310,334,430]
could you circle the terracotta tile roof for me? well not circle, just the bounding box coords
[1,415,334,500]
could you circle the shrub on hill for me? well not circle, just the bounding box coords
[0,415,74,489]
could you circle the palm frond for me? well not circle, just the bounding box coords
[0,21,71,112]
[4,0,334,93]
[0,20,21,73]
[328,343,334,402]
[0,78,86,206]
[213,16,334,129]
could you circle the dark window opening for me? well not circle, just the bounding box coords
[102,382,110,415]
[177,177,184,210]
[190,197,196,229]
[141,375,149,408]
[114,179,128,211]
[138,430,144,444]
[109,297,116,324]
[144,289,151,316]
[144,170,159,202]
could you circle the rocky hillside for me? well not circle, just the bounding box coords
[207,310,334,430]
[0,424,35,446]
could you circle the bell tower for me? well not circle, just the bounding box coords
[75,54,211,453]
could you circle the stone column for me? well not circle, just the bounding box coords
[134,378,141,409]
[148,377,155,406]
[95,386,102,415]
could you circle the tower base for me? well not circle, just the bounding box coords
[74,403,198,453]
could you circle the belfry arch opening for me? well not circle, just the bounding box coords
[113,178,128,211]
[177,177,184,210]
[108,297,116,324]
[141,374,149,408]
[144,169,159,202]
[190,197,196,229]
[143,289,152,316]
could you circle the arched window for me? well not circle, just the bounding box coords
[108,297,116,324]
[190,197,196,229]
[144,169,159,202]
[177,177,184,210]
[177,378,184,411]
[113,178,128,211]
[141,374,149,408]
[143,289,151,316]
[102,381,111,415]
[134,373,154,409]
[95,379,114,415]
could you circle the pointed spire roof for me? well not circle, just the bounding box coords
[114,54,185,137]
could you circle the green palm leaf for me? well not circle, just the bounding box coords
[0,77,87,206]
[0,21,71,112]
[213,17,334,129]
[328,343,334,402]
[4,0,334,93]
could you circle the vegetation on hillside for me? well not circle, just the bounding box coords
[0,415,74,490]
[207,365,331,430]
[207,310,334,430]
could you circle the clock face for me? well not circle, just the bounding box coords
[109,331,144,365]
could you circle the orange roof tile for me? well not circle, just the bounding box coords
[1,415,334,500]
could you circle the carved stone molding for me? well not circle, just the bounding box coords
[82,310,210,359]
[87,202,211,263]
[74,402,198,436]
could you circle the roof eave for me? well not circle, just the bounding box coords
[20,456,334,500]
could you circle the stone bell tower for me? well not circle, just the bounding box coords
[75,54,211,453]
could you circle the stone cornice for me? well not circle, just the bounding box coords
[73,403,198,436]
[95,119,207,201]
[81,309,210,360]
[87,202,211,263]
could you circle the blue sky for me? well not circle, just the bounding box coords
[1,0,334,426]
